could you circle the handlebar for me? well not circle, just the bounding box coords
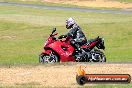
[49,29,69,42]
[58,35,67,39]
[52,33,58,36]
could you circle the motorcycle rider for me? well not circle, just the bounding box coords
[59,17,91,61]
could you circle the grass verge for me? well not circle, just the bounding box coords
[0,5,132,65]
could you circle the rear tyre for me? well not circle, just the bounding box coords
[91,49,106,62]
[39,51,59,63]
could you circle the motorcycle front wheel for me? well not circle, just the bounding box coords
[39,52,59,63]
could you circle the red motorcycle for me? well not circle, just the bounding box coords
[39,28,106,63]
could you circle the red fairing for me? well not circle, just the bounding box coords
[44,37,54,48]
[41,30,76,62]
[41,50,52,55]
[48,41,75,62]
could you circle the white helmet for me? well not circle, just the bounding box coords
[66,18,76,29]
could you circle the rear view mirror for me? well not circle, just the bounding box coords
[52,28,56,34]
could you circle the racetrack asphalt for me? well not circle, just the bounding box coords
[0,2,132,14]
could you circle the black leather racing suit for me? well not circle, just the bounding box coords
[66,24,87,51]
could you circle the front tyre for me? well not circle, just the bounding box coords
[39,52,59,63]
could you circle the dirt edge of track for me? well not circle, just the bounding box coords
[0,63,131,87]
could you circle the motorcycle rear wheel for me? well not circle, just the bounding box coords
[39,52,59,63]
[90,49,106,62]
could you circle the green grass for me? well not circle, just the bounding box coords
[113,0,132,3]
[0,5,132,65]
[0,84,132,88]
[92,84,132,88]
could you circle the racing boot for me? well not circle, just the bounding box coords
[75,47,88,61]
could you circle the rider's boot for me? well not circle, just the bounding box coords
[71,41,92,61]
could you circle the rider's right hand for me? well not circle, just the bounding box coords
[58,35,67,39]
